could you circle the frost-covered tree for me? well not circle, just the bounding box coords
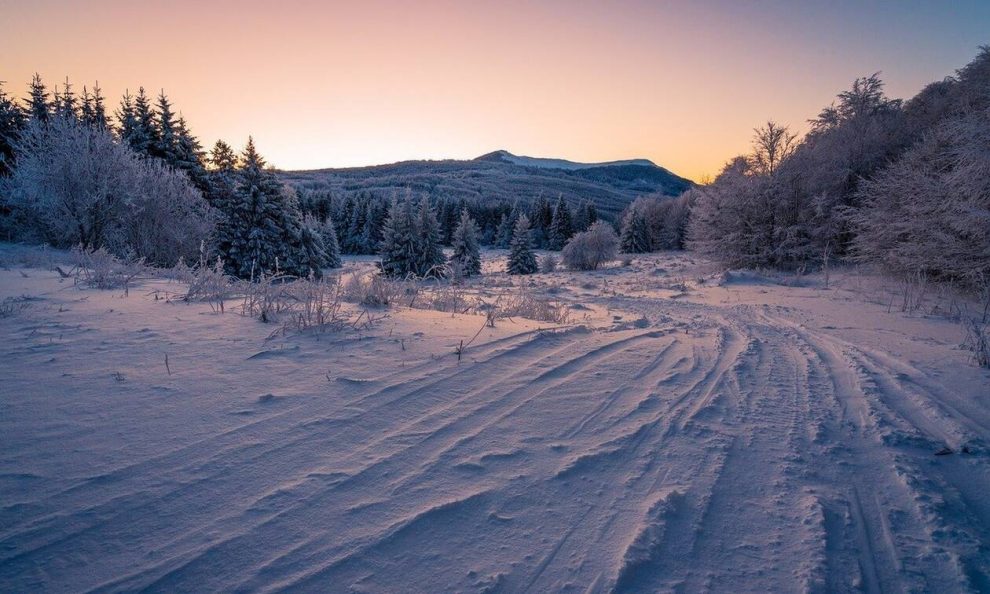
[415,195,445,277]
[379,195,417,277]
[153,91,178,163]
[0,82,26,177]
[852,111,990,288]
[619,207,650,253]
[507,214,538,275]
[548,195,574,250]
[220,137,308,278]
[562,221,619,270]
[2,118,211,265]
[125,87,158,157]
[312,214,341,269]
[25,74,51,124]
[449,208,481,277]
[53,78,78,122]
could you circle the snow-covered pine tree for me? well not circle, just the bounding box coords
[153,91,179,163]
[619,207,651,253]
[91,83,109,130]
[79,87,94,126]
[344,197,368,254]
[26,74,51,124]
[0,82,26,177]
[548,195,574,250]
[507,214,538,275]
[415,195,445,277]
[128,87,158,157]
[53,78,77,121]
[315,214,342,268]
[298,214,330,279]
[174,116,208,191]
[379,196,417,277]
[116,90,137,144]
[222,137,308,279]
[449,209,482,277]
[496,203,520,248]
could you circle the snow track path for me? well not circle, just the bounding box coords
[1,268,988,593]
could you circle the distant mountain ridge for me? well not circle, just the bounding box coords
[281,150,693,219]
[474,149,658,170]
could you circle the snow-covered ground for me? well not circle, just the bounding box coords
[1,246,988,593]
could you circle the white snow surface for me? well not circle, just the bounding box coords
[1,248,989,593]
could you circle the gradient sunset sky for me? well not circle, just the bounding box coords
[3,0,988,181]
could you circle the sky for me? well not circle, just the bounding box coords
[2,0,988,181]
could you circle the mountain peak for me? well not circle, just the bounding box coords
[475,150,658,171]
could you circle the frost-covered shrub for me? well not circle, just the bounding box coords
[3,118,213,266]
[562,221,619,271]
[540,253,559,273]
[852,112,990,289]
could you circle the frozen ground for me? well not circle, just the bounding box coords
[1,246,988,593]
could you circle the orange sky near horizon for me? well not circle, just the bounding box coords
[3,0,988,181]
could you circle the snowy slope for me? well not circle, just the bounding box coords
[1,250,988,593]
[475,149,658,170]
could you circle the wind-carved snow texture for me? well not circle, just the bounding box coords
[1,257,989,593]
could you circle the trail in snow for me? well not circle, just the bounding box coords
[1,253,988,593]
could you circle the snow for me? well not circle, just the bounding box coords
[485,149,657,171]
[2,246,989,592]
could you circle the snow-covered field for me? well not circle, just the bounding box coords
[1,247,988,593]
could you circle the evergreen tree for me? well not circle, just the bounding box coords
[153,90,178,162]
[507,214,538,275]
[53,78,77,121]
[79,86,94,126]
[127,87,158,156]
[220,137,307,279]
[619,208,651,253]
[91,83,109,130]
[496,203,520,248]
[314,214,342,268]
[26,74,51,123]
[449,209,482,277]
[415,195,445,277]
[116,90,137,144]
[344,197,368,254]
[298,216,330,278]
[206,139,239,256]
[379,196,417,277]
[0,82,26,177]
[174,115,208,190]
[548,195,574,250]
[573,199,596,232]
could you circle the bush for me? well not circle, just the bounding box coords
[540,253,559,273]
[2,118,213,266]
[562,221,619,271]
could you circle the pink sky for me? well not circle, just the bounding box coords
[3,0,987,180]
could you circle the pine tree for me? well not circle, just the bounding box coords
[0,82,27,177]
[507,214,538,275]
[26,74,51,123]
[548,195,574,250]
[344,197,368,254]
[496,203,520,248]
[91,83,109,130]
[153,90,178,162]
[619,208,651,253]
[449,209,482,277]
[127,87,158,156]
[379,196,417,277]
[315,214,342,268]
[116,90,137,143]
[53,78,77,121]
[220,137,307,279]
[79,86,94,126]
[573,199,596,232]
[298,217,330,279]
[174,116,207,190]
[415,195,445,277]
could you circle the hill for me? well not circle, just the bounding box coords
[279,150,693,219]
